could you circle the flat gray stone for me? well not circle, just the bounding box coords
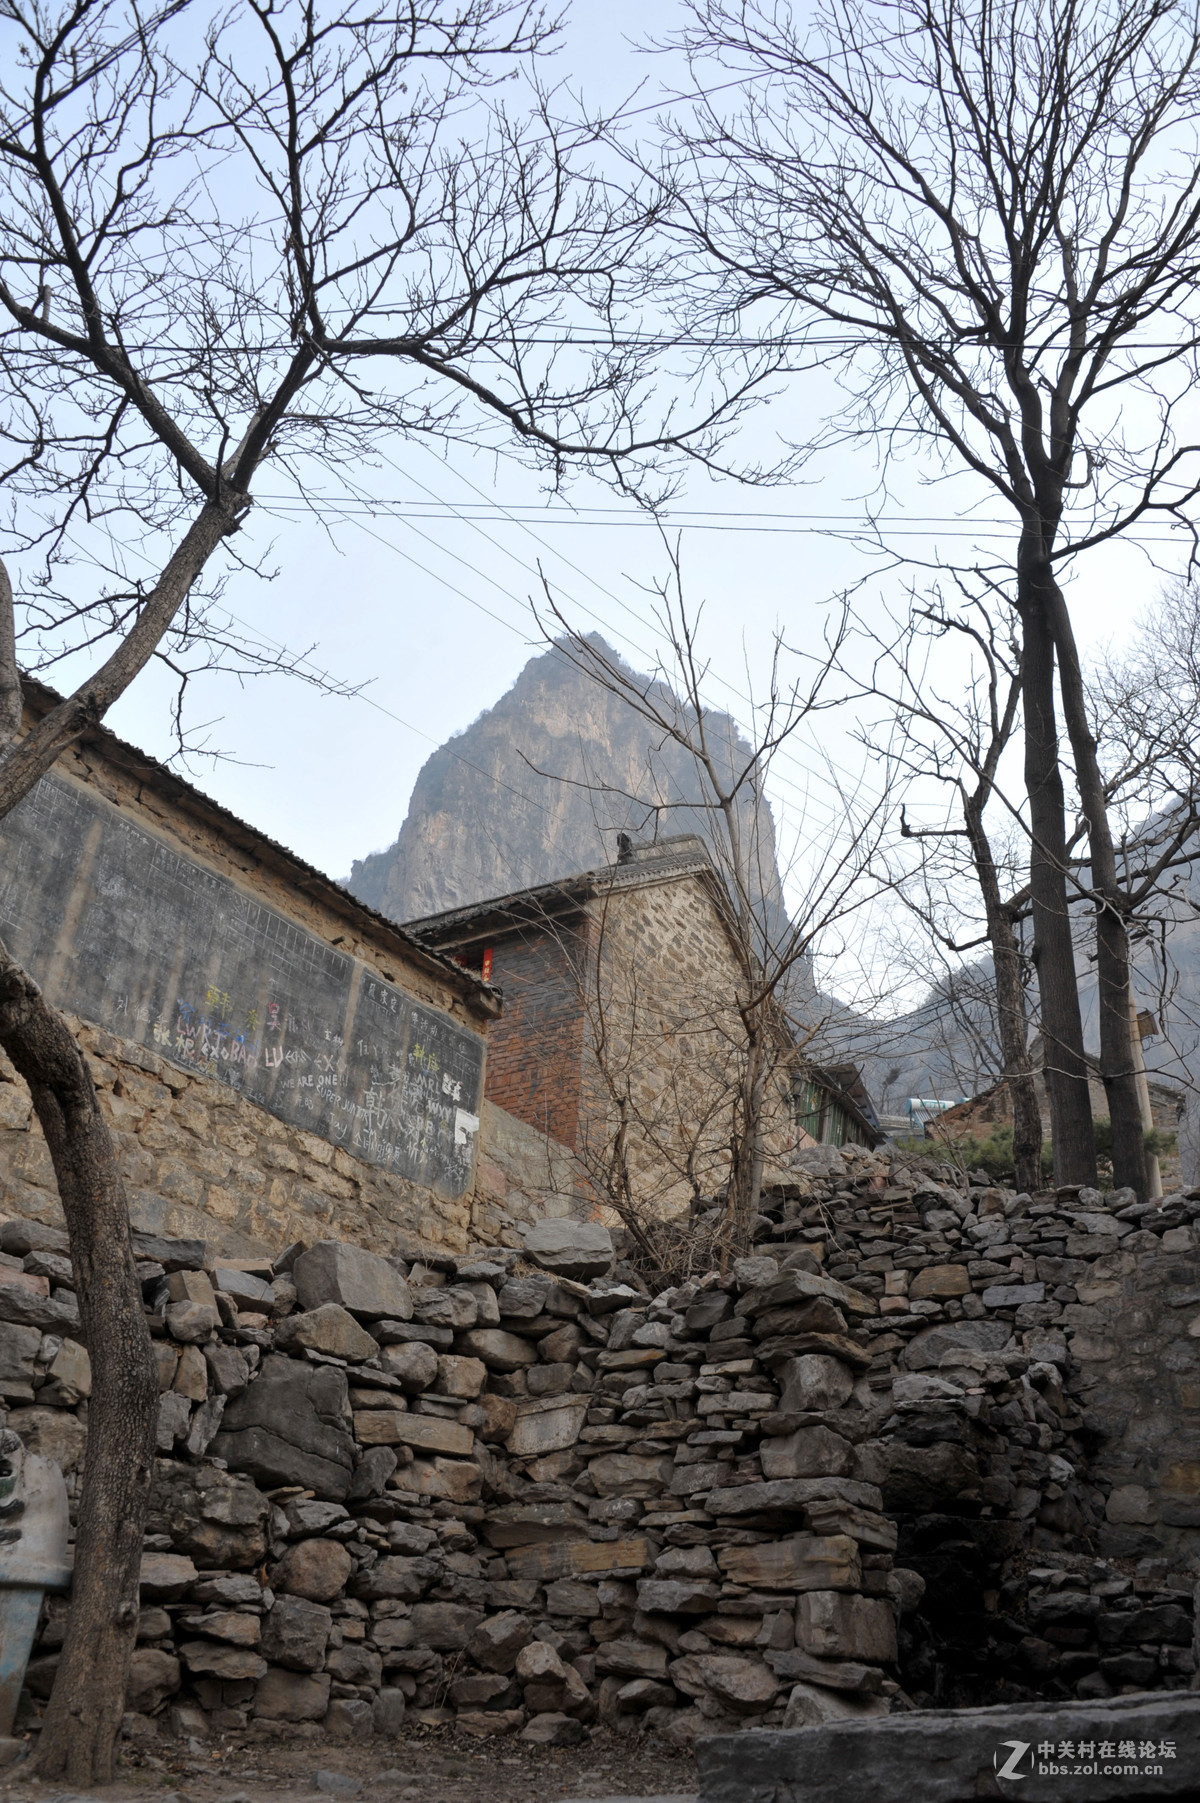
[522,1218,614,1280]
[901,1320,1010,1371]
[0,1219,69,1257]
[705,1478,882,1518]
[981,1282,1045,1308]
[696,1691,1200,1802]
[212,1354,355,1500]
[130,1229,207,1271]
[292,1241,412,1320]
[0,1320,45,1398]
[0,1282,79,1335]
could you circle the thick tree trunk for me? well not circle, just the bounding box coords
[964,800,1044,1194]
[1017,580,1097,1185]
[1045,582,1147,1197]
[0,944,158,1785]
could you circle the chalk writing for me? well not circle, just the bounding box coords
[0,773,483,1195]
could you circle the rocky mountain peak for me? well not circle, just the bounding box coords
[345,637,785,927]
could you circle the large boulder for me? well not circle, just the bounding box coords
[272,1538,353,1603]
[292,1242,412,1320]
[777,1357,854,1414]
[457,1329,538,1371]
[125,1648,182,1714]
[670,1652,781,1715]
[145,1462,271,1569]
[139,1552,198,1601]
[212,1355,355,1501]
[6,1405,87,1475]
[901,1320,1010,1371]
[408,1602,484,1651]
[379,1341,440,1391]
[521,1219,613,1281]
[467,1611,534,1673]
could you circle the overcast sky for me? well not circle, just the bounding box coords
[88,0,1183,910]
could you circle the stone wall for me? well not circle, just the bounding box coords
[6,1145,1199,1755]
[0,1019,486,1259]
[0,694,496,1252]
[575,869,796,1220]
[470,1101,584,1249]
[751,1148,1200,1707]
[6,1216,911,1749]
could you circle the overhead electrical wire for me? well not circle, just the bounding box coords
[258,442,923,841]
[250,492,1197,543]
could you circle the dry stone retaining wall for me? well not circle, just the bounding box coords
[2,1142,1198,1754]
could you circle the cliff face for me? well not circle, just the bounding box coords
[346,637,786,927]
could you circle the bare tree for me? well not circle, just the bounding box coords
[1086,581,1200,1137]
[844,596,1044,1192]
[660,0,1200,1194]
[0,0,774,1778]
[537,549,892,1249]
[852,579,1200,1195]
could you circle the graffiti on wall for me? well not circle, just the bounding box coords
[0,774,482,1196]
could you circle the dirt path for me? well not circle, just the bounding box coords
[1,1726,698,1803]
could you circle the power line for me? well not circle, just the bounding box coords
[250,493,1198,543]
[383,442,898,824]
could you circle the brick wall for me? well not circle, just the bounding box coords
[480,921,589,1149]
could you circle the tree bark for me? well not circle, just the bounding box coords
[0,946,157,1785]
[1045,580,1147,1196]
[729,1015,768,1251]
[963,796,1044,1194]
[0,559,21,745]
[1017,576,1097,1184]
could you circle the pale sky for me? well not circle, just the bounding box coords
[77,0,1184,923]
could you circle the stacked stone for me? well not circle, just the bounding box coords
[2,1212,907,1747]
[470,1243,907,1744]
[4,1145,1200,1748]
[751,1153,1200,1707]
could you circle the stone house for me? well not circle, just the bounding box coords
[407,834,880,1222]
[933,1030,1184,1184]
[0,680,502,1257]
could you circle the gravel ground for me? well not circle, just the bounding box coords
[0,1726,698,1803]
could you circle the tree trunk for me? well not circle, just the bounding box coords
[964,799,1044,1194]
[0,944,158,1785]
[1045,581,1147,1197]
[1016,576,1097,1184]
[730,1018,767,1251]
